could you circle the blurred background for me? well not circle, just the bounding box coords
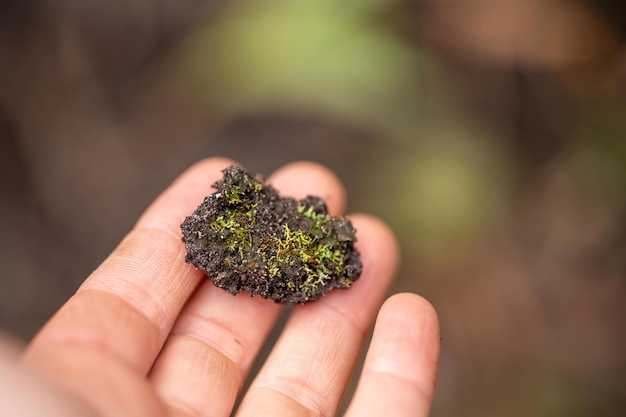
[1,0,625,415]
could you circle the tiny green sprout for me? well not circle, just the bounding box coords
[293,229,313,246]
[226,186,244,204]
[245,202,258,217]
[303,206,318,220]
[268,264,281,279]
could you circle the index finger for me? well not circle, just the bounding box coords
[24,158,235,374]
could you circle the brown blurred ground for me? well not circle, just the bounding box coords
[1,1,625,416]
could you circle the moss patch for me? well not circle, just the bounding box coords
[180,165,362,303]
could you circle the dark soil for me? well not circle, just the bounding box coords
[180,166,362,303]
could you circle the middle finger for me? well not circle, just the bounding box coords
[149,161,347,417]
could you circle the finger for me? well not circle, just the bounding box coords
[23,159,234,394]
[235,214,399,417]
[0,338,91,417]
[345,293,440,417]
[268,161,346,214]
[149,161,347,417]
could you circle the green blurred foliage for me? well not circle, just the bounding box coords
[181,0,418,124]
[374,126,512,256]
[570,101,626,210]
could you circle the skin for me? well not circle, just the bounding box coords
[1,159,440,417]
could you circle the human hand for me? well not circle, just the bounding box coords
[6,159,440,416]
